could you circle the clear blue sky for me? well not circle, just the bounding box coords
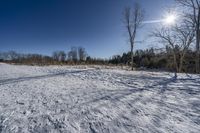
[0,0,174,58]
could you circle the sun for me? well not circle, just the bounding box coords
[164,14,176,25]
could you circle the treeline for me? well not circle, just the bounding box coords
[0,47,108,65]
[0,46,197,73]
[109,47,196,73]
[0,51,55,65]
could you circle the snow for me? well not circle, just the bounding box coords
[0,63,200,133]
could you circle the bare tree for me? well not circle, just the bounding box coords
[176,0,200,73]
[7,51,19,60]
[78,47,87,61]
[58,51,66,62]
[52,51,66,62]
[153,23,194,78]
[52,51,60,61]
[0,51,20,60]
[123,3,144,70]
[68,47,78,62]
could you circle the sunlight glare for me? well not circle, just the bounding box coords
[165,14,176,25]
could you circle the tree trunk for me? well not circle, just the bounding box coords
[131,44,134,70]
[195,26,200,73]
[173,51,178,78]
[179,52,186,73]
[179,58,183,73]
[196,8,200,74]
[196,29,200,73]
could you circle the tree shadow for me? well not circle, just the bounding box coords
[73,74,180,109]
[0,69,89,86]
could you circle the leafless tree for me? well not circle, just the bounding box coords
[123,3,144,70]
[52,51,66,62]
[176,0,200,73]
[52,51,59,61]
[68,47,78,61]
[58,51,66,62]
[153,22,195,78]
[78,47,87,61]
[0,51,20,60]
[7,51,19,60]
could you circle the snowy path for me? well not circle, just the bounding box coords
[0,63,200,133]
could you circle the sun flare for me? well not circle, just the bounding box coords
[165,14,176,25]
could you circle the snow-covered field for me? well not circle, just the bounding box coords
[0,63,199,133]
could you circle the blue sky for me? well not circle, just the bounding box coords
[0,0,174,58]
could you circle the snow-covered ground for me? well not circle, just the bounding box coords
[0,63,199,133]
